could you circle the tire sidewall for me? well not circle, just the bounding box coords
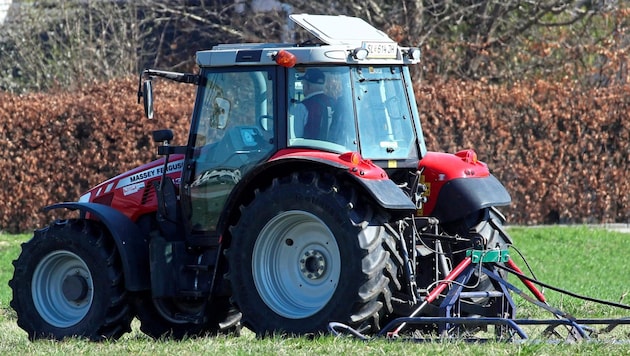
[230,179,367,334]
[11,225,117,339]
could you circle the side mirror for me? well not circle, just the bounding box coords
[143,80,154,119]
[152,129,173,144]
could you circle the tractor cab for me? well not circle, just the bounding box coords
[140,14,428,236]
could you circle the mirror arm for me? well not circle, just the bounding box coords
[141,68,200,85]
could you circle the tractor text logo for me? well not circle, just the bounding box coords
[116,159,184,189]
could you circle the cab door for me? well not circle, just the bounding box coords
[182,67,277,234]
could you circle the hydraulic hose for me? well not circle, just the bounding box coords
[497,263,630,311]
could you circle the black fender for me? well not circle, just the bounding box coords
[348,175,416,213]
[431,174,511,223]
[43,202,150,291]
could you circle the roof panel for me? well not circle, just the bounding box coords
[289,14,394,46]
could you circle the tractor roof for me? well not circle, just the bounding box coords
[195,14,420,68]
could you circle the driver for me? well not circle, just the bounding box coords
[292,68,335,140]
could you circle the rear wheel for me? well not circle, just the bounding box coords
[227,171,392,336]
[9,219,132,341]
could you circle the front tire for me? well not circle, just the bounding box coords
[9,219,132,341]
[227,171,392,336]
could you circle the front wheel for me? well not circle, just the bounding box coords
[227,172,392,336]
[9,219,132,340]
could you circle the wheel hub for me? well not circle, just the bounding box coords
[252,210,341,319]
[62,274,89,302]
[300,249,326,280]
[32,250,95,328]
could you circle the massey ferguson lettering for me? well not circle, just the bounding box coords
[115,159,184,189]
[130,170,155,183]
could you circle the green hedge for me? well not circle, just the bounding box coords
[0,78,627,233]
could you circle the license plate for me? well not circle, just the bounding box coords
[363,42,398,59]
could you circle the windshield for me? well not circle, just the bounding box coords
[354,66,417,160]
[287,66,420,160]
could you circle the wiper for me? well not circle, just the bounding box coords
[363,77,400,82]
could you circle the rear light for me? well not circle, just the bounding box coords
[274,50,296,68]
[339,151,361,165]
[455,149,478,164]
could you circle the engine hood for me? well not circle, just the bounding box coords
[77,154,185,222]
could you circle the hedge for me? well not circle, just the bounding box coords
[0,77,627,233]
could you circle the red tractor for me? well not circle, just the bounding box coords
[10,14,513,340]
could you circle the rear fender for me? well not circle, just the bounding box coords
[430,175,511,223]
[43,202,150,291]
[269,151,416,213]
[218,156,415,232]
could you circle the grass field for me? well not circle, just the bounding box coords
[1,226,629,355]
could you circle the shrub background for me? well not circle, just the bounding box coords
[0,77,628,233]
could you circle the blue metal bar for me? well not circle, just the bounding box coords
[459,291,505,298]
[482,267,590,339]
[378,316,529,340]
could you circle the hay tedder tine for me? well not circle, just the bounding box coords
[504,258,585,341]
[482,267,590,340]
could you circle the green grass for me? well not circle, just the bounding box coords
[1,227,630,355]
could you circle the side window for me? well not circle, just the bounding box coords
[188,69,274,232]
[195,72,270,147]
[287,67,358,153]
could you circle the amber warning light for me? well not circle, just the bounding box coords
[274,50,296,68]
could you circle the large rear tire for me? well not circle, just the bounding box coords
[227,171,392,336]
[9,219,132,341]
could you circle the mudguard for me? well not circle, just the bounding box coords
[217,155,416,232]
[350,176,416,212]
[43,202,150,291]
[266,154,416,212]
[430,174,511,223]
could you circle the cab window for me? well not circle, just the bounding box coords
[188,69,275,232]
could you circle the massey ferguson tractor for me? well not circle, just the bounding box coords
[10,14,518,340]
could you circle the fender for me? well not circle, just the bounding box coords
[269,149,416,212]
[43,202,150,291]
[217,153,416,231]
[353,176,417,212]
[430,174,511,223]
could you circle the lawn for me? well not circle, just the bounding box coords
[1,226,629,355]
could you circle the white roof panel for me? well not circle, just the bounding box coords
[289,14,394,46]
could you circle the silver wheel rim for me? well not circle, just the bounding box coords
[32,250,94,327]
[252,211,341,319]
